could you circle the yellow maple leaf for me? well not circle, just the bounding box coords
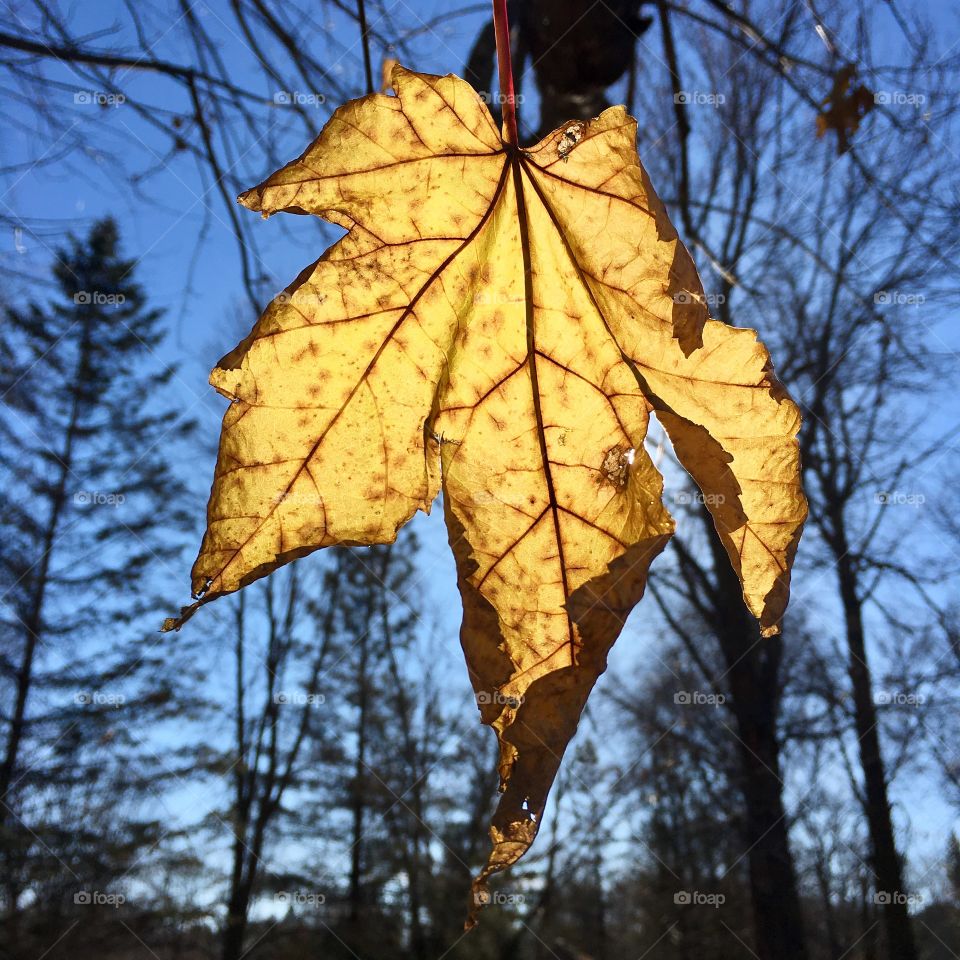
[167,65,807,921]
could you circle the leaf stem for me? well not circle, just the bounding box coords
[492,0,519,145]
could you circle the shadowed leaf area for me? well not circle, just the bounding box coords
[167,64,807,923]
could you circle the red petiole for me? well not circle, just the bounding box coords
[492,0,519,146]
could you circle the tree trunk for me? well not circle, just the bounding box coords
[348,587,371,923]
[222,594,251,960]
[860,871,880,960]
[729,681,808,960]
[833,536,917,960]
[708,526,809,960]
[220,897,249,960]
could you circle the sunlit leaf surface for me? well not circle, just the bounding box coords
[167,65,807,921]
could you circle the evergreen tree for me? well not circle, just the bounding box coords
[0,219,196,954]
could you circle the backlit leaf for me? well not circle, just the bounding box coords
[166,65,807,922]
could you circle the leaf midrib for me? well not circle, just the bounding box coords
[511,153,578,669]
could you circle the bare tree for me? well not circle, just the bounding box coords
[217,561,340,960]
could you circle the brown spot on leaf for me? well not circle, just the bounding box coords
[600,445,632,488]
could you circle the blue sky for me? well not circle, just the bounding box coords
[2,0,959,898]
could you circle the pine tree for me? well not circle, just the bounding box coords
[0,218,196,954]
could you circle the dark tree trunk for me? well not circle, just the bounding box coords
[833,532,917,960]
[348,588,372,924]
[860,872,880,960]
[516,0,651,139]
[465,0,653,141]
[222,595,252,960]
[728,673,807,960]
[222,863,261,960]
[220,902,248,960]
[708,528,809,960]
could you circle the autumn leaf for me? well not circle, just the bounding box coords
[166,65,807,922]
[816,64,875,154]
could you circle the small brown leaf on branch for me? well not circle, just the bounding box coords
[816,64,875,154]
